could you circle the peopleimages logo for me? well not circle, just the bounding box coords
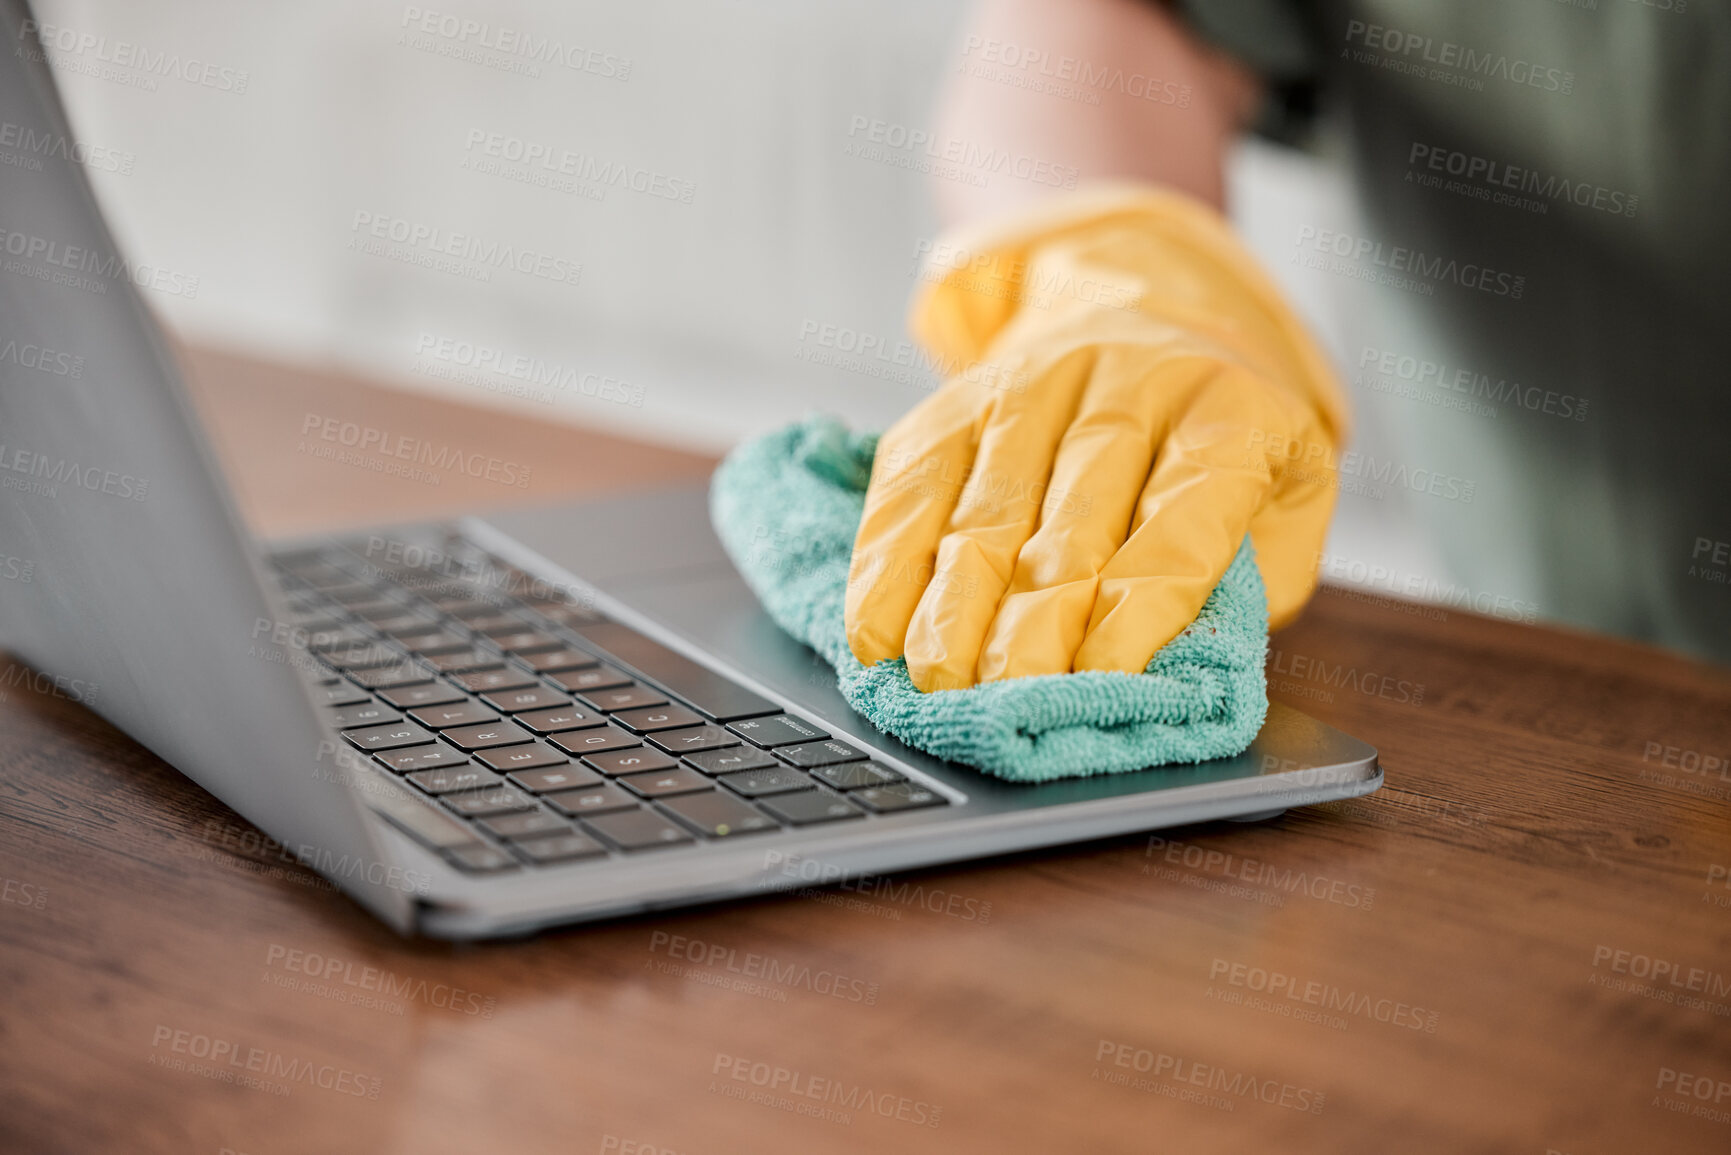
[0,120,134,175]
[0,441,148,502]
[1315,550,1540,625]
[399,7,631,79]
[1145,835,1375,910]
[0,338,83,379]
[298,412,533,487]
[1093,1039,1326,1114]
[1267,647,1426,706]
[18,19,250,94]
[844,115,1079,190]
[913,237,1142,312]
[149,1026,381,1098]
[649,931,880,1005]
[761,850,992,923]
[711,1053,943,1128]
[1342,20,1573,95]
[199,818,433,897]
[1246,429,1476,505]
[349,211,582,287]
[1407,143,1637,218]
[0,663,97,707]
[413,333,642,407]
[0,876,47,910]
[461,129,696,204]
[795,317,1030,394]
[1640,740,1731,788]
[1294,226,1524,299]
[0,223,199,297]
[1652,1066,1731,1126]
[1207,958,1440,1033]
[1590,945,1731,1000]
[1356,345,1587,423]
[264,944,496,1017]
[957,37,1193,107]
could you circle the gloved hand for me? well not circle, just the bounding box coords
[845,185,1350,692]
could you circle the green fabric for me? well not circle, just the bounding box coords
[708,417,1270,783]
[1167,0,1731,663]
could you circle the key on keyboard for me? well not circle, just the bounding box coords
[423,651,502,674]
[514,705,606,734]
[659,791,780,838]
[442,721,535,751]
[296,535,958,877]
[515,648,598,673]
[321,646,407,672]
[409,701,499,730]
[376,744,472,773]
[774,740,868,768]
[347,665,435,691]
[619,767,712,798]
[405,631,476,656]
[514,833,608,863]
[646,725,739,755]
[582,748,678,777]
[812,761,905,791]
[461,613,522,633]
[321,684,371,707]
[549,726,642,756]
[344,722,437,752]
[479,811,571,841]
[549,665,633,693]
[759,790,865,826]
[481,687,571,714]
[851,783,947,813]
[367,782,479,851]
[328,702,401,729]
[682,746,778,775]
[445,845,516,872]
[611,704,704,733]
[583,809,693,851]
[571,621,779,722]
[409,765,501,794]
[544,784,639,816]
[444,787,539,818]
[489,631,562,654]
[728,714,829,747]
[509,765,604,794]
[379,682,467,709]
[719,765,814,798]
[453,668,539,694]
[579,683,669,713]
[475,742,570,772]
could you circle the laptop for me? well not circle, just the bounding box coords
[0,7,1380,939]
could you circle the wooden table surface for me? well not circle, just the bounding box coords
[3,347,1729,1155]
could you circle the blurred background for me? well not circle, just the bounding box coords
[34,0,1448,596]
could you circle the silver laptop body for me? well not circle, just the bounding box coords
[0,8,1379,939]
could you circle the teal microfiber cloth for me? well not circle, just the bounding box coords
[708,417,1269,782]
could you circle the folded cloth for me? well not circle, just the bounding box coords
[709,417,1269,782]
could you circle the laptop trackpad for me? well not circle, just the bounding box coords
[477,485,853,713]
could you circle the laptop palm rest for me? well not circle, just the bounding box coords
[476,486,1381,820]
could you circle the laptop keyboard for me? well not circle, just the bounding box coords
[266,537,947,875]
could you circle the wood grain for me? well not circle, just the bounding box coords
[177,343,719,536]
[1,348,1728,1155]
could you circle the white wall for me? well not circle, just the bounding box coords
[36,0,964,447]
[33,0,1449,582]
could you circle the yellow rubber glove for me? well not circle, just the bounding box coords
[845,184,1350,692]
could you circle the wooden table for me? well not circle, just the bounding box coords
[3,347,1728,1155]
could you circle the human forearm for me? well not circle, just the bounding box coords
[934,0,1260,226]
